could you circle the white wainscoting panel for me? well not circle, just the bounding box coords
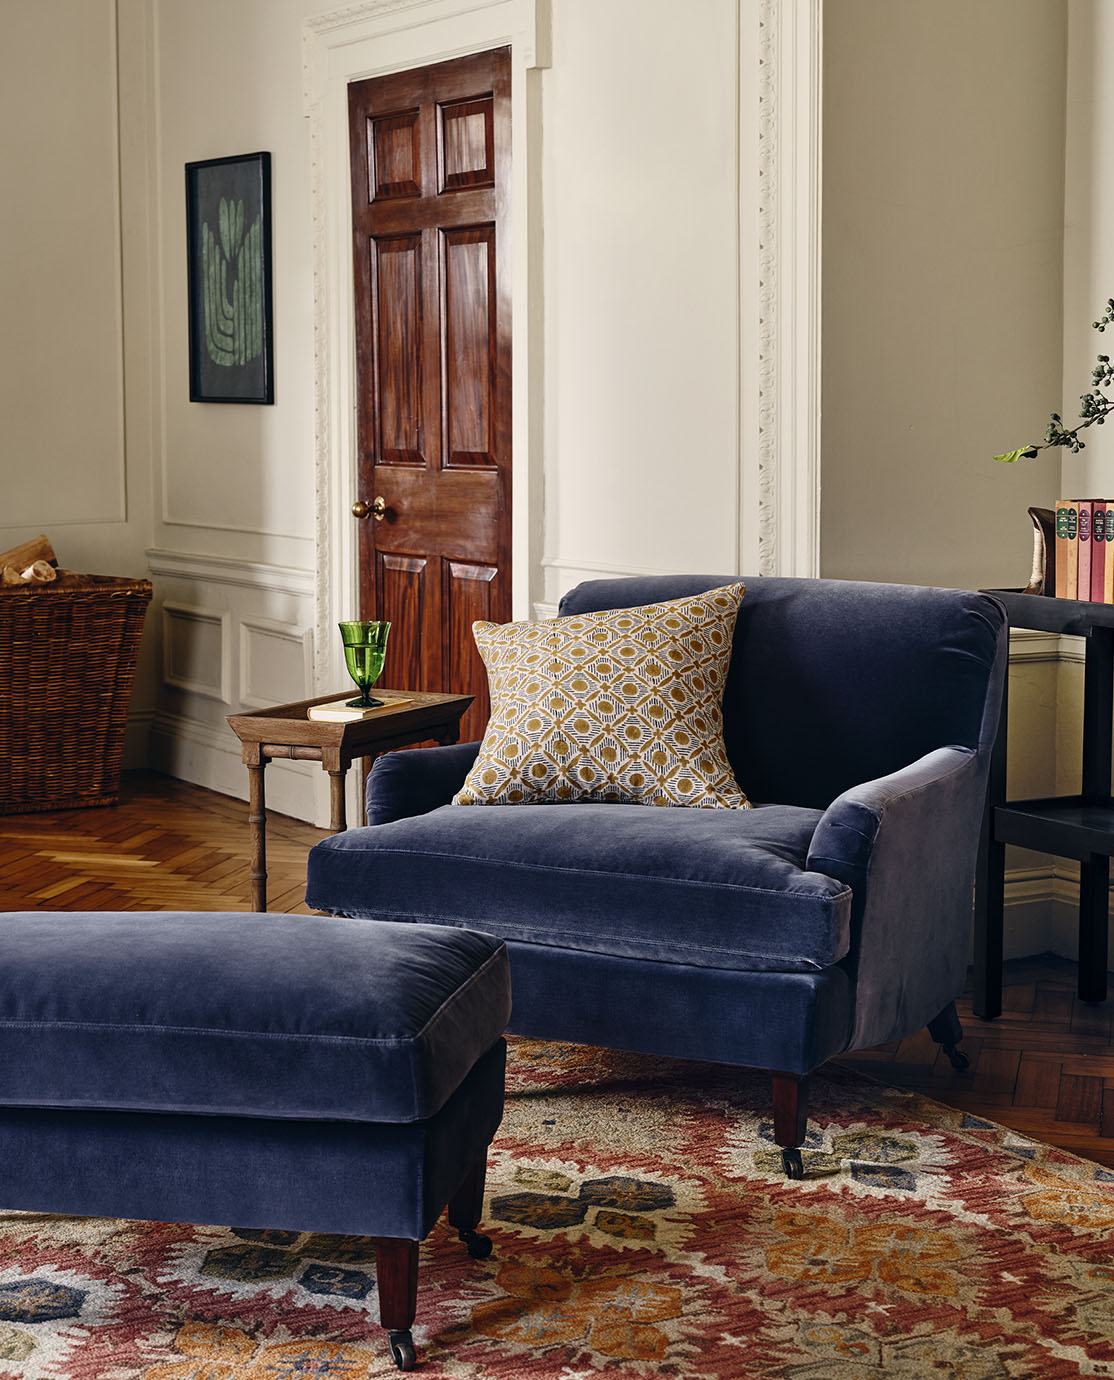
[147,549,322,824]
[161,603,232,703]
[240,617,314,710]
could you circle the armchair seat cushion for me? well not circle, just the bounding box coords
[307,803,853,973]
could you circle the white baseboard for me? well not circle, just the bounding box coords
[1001,861,1107,962]
[148,710,320,825]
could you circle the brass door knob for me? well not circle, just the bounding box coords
[352,497,389,522]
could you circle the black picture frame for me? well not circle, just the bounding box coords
[185,152,274,404]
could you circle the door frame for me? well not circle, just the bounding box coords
[303,0,549,721]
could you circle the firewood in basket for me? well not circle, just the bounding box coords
[2,560,57,585]
[0,534,57,572]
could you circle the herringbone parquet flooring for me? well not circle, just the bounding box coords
[3,771,1114,1167]
[0,771,325,916]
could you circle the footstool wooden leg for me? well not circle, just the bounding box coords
[772,1071,810,1180]
[376,1237,419,1371]
[448,1155,493,1259]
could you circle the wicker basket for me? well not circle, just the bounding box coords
[0,574,152,813]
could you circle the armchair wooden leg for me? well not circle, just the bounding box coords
[927,1000,969,1070]
[448,1155,493,1259]
[375,1237,419,1371]
[772,1072,810,1180]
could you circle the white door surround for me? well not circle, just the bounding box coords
[302,0,550,707]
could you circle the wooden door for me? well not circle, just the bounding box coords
[348,48,511,743]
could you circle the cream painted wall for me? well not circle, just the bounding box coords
[1,0,126,535]
[151,0,330,572]
[1062,0,1114,500]
[0,0,158,755]
[820,0,1065,591]
[539,0,740,603]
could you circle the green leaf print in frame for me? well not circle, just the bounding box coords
[185,152,274,403]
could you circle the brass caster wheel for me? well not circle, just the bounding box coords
[782,1147,804,1180]
[388,1329,416,1371]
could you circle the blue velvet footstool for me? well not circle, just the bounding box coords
[0,910,510,1371]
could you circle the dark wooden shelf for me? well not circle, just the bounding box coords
[975,594,1114,1015]
[983,588,1114,635]
[994,796,1114,861]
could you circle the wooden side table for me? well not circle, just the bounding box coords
[976,589,1114,1017]
[227,689,472,910]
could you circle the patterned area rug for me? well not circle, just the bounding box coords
[1,1039,1113,1378]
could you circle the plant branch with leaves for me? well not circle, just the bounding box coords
[995,298,1114,464]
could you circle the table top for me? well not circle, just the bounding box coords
[982,588,1114,635]
[227,689,473,748]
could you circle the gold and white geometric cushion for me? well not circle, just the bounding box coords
[453,583,751,809]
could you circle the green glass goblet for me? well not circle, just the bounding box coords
[338,620,391,708]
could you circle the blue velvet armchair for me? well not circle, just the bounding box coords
[307,576,1007,1177]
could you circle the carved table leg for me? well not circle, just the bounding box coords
[246,762,267,912]
[328,769,347,833]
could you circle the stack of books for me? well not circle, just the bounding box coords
[1055,499,1114,601]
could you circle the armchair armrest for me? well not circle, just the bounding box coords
[806,746,984,1051]
[366,742,481,826]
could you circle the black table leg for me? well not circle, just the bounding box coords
[1079,853,1110,1002]
[1080,628,1114,1002]
[973,662,1008,1019]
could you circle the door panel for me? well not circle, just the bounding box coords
[441,225,496,467]
[443,560,500,729]
[349,48,510,745]
[376,553,428,689]
[439,97,495,191]
[370,110,422,200]
[373,235,423,463]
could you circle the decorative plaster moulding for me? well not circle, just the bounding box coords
[146,548,315,599]
[302,0,550,701]
[745,0,822,578]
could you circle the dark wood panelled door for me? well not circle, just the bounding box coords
[348,48,511,742]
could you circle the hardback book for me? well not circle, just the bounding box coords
[307,696,411,723]
[1105,503,1114,603]
[1093,503,1107,602]
[1078,499,1093,603]
[1056,499,1078,599]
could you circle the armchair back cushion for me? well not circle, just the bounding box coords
[559,576,1005,808]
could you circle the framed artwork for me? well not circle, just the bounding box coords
[185,152,274,403]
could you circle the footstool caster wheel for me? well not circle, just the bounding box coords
[459,1227,493,1260]
[388,1330,416,1371]
[782,1147,804,1180]
[943,1045,970,1071]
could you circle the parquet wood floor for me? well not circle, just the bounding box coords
[0,771,326,917]
[4,772,1114,1166]
[841,956,1114,1168]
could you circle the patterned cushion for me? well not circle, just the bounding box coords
[453,583,751,809]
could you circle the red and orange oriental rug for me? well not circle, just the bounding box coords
[0,1039,1113,1377]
